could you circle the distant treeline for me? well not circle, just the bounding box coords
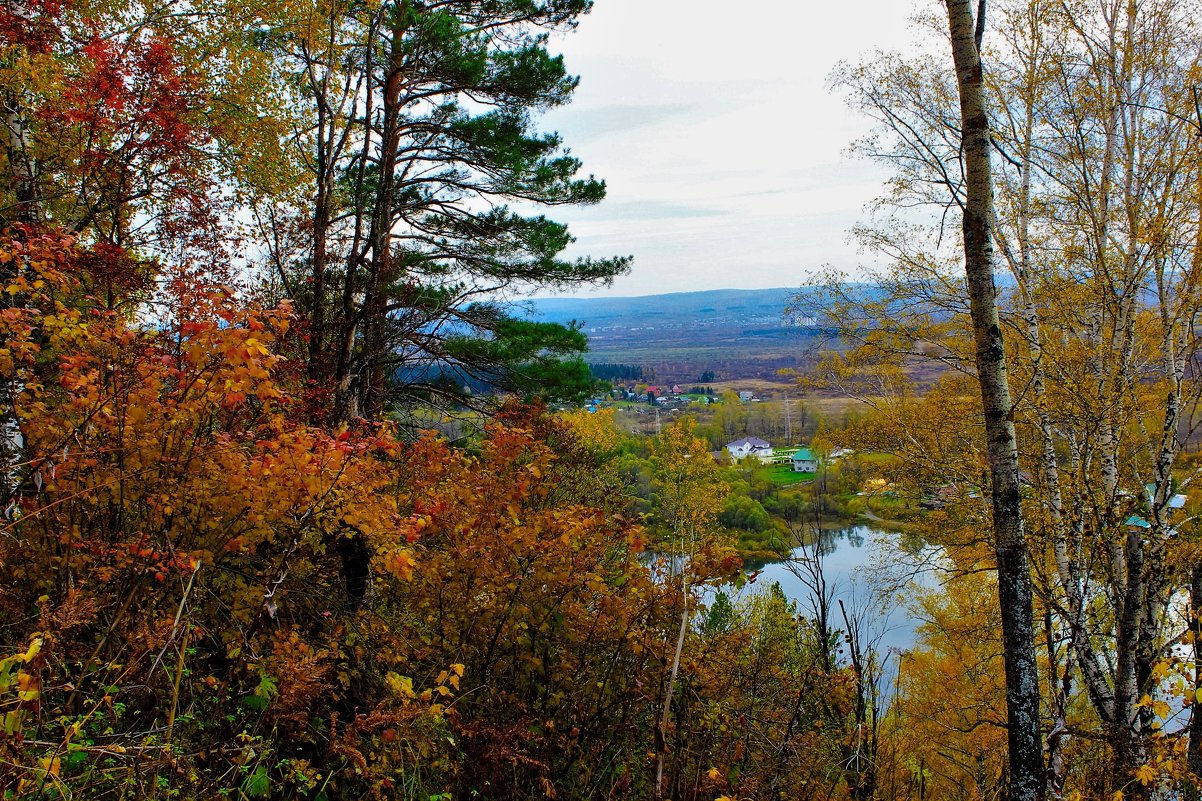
[590,363,646,381]
[590,355,812,384]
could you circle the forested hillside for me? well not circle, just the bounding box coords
[3,0,1202,800]
[0,1,901,798]
[527,288,803,327]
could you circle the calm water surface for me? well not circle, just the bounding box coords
[720,524,936,659]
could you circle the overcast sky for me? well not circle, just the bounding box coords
[536,0,928,298]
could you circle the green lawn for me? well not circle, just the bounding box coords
[764,464,814,486]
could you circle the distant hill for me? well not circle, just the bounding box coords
[511,282,961,385]
[520,287,805,328]
[514,288,821,384]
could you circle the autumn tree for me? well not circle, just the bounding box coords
[0,0,295,514]
[0,0,290,245]
[819,0,1202,795]
[884,569,1011,801]
[371,408,670,798]
[0,237,674,798]
[647,417,736,799]
[670,583,850,801]
[0,236,439,797]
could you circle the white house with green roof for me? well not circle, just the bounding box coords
[791,447,819,473]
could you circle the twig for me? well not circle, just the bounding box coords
[165,619,190,745]
[149,560,201,677]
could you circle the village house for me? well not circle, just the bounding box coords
[790,448,818,473]
[1125,484,1190,531]
[725,436,772,461]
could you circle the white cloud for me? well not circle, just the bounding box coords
[534,0,928,297]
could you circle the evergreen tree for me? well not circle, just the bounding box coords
[259,0,629,418]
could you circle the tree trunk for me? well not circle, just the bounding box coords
[655,564,689,801]
[308,135,330,384]
[331,6,412,605]
[3,79,36,224]
[1189,565,1202,795]
[1,10,36,505]
[942,3,1043,800]
[359,6,411,421]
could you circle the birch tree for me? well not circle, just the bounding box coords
[943,4,1043,799]
[822,0,1202,795]
[648,418,730,800]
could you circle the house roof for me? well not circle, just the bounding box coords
[1126,515,1152,529]
[726,436,771,450]
[791,448,815,461]
[1144,484,1188,508]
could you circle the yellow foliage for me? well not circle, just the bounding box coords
[558,408,624,456]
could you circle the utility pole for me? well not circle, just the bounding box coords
[784,394,793,444]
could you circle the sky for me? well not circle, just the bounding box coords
[537,0,928,298]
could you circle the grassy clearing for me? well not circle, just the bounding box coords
[764,464,813,486]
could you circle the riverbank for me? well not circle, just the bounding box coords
[858,508,926,536]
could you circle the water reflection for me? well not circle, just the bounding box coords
[723,524,935,660]
[644,524,936,664]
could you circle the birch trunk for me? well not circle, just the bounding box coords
[1,0,34,507]
[1190,566,1202,793]
[943,3,1043,799]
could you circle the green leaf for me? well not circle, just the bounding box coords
[241,766,271,798]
